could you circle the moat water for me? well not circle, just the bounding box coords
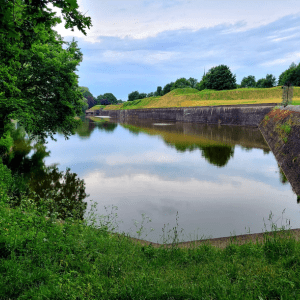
[43,117,300,243]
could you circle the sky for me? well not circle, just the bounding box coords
[54,0,300,101]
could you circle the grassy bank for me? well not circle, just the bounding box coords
[89,105,106,111]
[1,192,300,299]
[99,87,300,111]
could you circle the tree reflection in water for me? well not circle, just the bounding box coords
[5,125,88,220]
[201,145,234,167]
[75,118,118,139]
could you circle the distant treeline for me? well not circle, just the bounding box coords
[79,88,124,110]
[84,62,300,107]
[127,62,300,101]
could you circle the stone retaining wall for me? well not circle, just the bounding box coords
[259,106,300,197]
[86,103,277,127]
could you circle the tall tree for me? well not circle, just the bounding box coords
[96,93,118,104]
[79,87,96,108]
[205,65,236,90]
[138,93,147,99]
[256,74,276,88]
[79,87,94,99]
[187,77,198,88]
[195,80,206,91]
[162,82,174,95]
[264,74,277,88]
[278,62,300,86]
[128,91,140,101]
[0,0,92,141]
[147,92,154,98]
[155,86,162,96]
[174,78,191,89]
[256,78,266,88]
[240,75,256,88]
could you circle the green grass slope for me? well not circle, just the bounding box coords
[92,87,300,111]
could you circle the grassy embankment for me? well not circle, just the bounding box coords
[2,184,300,299]
[94,87,300,111]
[89,105,106,111]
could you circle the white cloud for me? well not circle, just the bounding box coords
[99,50,179,64]
[84,171,289,204]
[261,52,300,67]
[271,33,299,42]
[53,0,300,43]
[105,151,180,166]
[83,170,297,242]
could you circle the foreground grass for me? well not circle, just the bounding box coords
[292,100,300,106]
[1,198,300,299]
[98,87,300,111]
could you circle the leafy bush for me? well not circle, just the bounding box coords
[204,65,236,90]
[280,123,292,135]
[0,131,13,158]
[26,166,88,220]
[0,159,13,200]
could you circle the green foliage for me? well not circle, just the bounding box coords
[155,86,162,96]
[79,86,94,98]
[79,96,89,114]
[26,166,88,220]
[256,74,277,88]
[0,124,89,220]
[138,92,147,99]
[0,159,13,200]
[0,131,13,157]
[0,0,91,38]
[204,65,237,90]
[128,90,140,101]
[195,80,206,91]
[96,93,118,105]
[278,62,300,86]
[280,123,291,135]
[240,75,256,88]
[201,145,234,167]
[187,77,198,88]
[79,87,96,108]
[0,0,92,141]
[162,82,174,95]
[173,77,192,89]
[127,91,148,101]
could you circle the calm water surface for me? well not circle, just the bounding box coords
[44,118,300,243]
